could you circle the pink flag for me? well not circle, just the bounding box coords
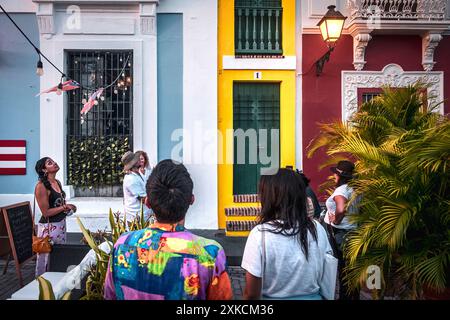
[80,88,104,115]
[36,80,80,96]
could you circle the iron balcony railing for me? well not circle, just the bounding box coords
[235,0,283,55]
[347,0,448,21]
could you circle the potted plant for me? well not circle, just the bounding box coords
[308,85,449,299]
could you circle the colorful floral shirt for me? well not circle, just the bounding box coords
[104,222,233,300]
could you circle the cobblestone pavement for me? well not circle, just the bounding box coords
[0,258,36,300]
[228,266,246,300]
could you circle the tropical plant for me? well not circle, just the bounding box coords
[37,276,72,300]
[308,84,450,299]
[76,204,151,300]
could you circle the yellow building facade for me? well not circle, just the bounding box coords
[218,0,297,235]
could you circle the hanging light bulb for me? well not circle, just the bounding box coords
[122,72,125,77]
[56,82,63,95]
[126,77,131,84]
[82,98,87,104]
[124,86,128,91]
[36,59,44,76]
[128,62,131,67]
[94,100,99,106]
[100,96,105,101]
[114,88,118,94]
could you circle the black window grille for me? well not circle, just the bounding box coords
[362,92,381,103]
[235,0,283,56]
[66,50,133,197]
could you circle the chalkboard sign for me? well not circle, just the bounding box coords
[1,202,36,287]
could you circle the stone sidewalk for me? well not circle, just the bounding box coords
[0,259,247,300]
[0,258,36,300]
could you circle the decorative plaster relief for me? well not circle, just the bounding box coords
[422,32,443,71]
[342,64,444,121]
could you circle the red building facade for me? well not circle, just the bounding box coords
[301,1,450,199]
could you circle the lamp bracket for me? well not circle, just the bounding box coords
[315,46,335,76]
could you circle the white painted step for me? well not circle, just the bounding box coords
[66,197,123,233]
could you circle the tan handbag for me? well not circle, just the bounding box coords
[32,234,52,254]
[32,189,52,254]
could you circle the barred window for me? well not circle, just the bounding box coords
[66,50,133,197]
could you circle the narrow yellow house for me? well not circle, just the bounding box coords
[218,0,297,236]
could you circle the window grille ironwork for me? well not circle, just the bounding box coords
[235,0,283,56]
[66,50,133,197]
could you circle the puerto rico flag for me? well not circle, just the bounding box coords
[0,140,26,175]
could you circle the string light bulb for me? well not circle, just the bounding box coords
[100,96,105,101]
[36,59,44,76]
[94,100,99,106]
[82,98,87,104]
[114,87,118,94]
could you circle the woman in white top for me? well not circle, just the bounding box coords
[242,168,332,300]
[121,151,152,223]
[324,160,357,247]
[324,160,359,300]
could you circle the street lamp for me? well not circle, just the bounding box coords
[315,5,347,76]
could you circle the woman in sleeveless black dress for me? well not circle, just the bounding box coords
[34,157,77,276]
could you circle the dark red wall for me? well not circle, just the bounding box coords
[302,34,450,200]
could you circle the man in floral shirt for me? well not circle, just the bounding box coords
[104,160,233,300]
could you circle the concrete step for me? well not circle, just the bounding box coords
[225,206,261,217]
[233,194,259,203]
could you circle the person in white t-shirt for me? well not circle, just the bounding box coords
[121,151,152,223]
[323,160,359,300]
[241,168,333,300]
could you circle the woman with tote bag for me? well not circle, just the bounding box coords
[241,168,337,300]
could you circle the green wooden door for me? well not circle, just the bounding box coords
[233,82,280,195]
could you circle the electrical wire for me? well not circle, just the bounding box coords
[0,4,131,93]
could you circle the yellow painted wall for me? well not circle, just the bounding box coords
[218,0,297,229]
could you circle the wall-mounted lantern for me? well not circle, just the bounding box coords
[315,5,347,76]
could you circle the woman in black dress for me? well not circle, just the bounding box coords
[34,157,77,276]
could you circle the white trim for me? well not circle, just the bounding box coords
[341,64,444,122]
[157,0,219,229]
[39,38,157,186]
[0,1,37,13]
[223,56,297,70]
[0,147,26,154]
[0,161,26,168]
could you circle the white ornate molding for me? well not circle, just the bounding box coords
[422,32,443,71]
[140,2,157,35]
[353,33,372,71]
[35,2,55,38]
[342,64,444,121]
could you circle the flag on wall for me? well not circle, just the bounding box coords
[0,140,26,175]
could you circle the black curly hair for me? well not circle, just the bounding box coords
[146,159,193,223]
[35,157,65,197]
